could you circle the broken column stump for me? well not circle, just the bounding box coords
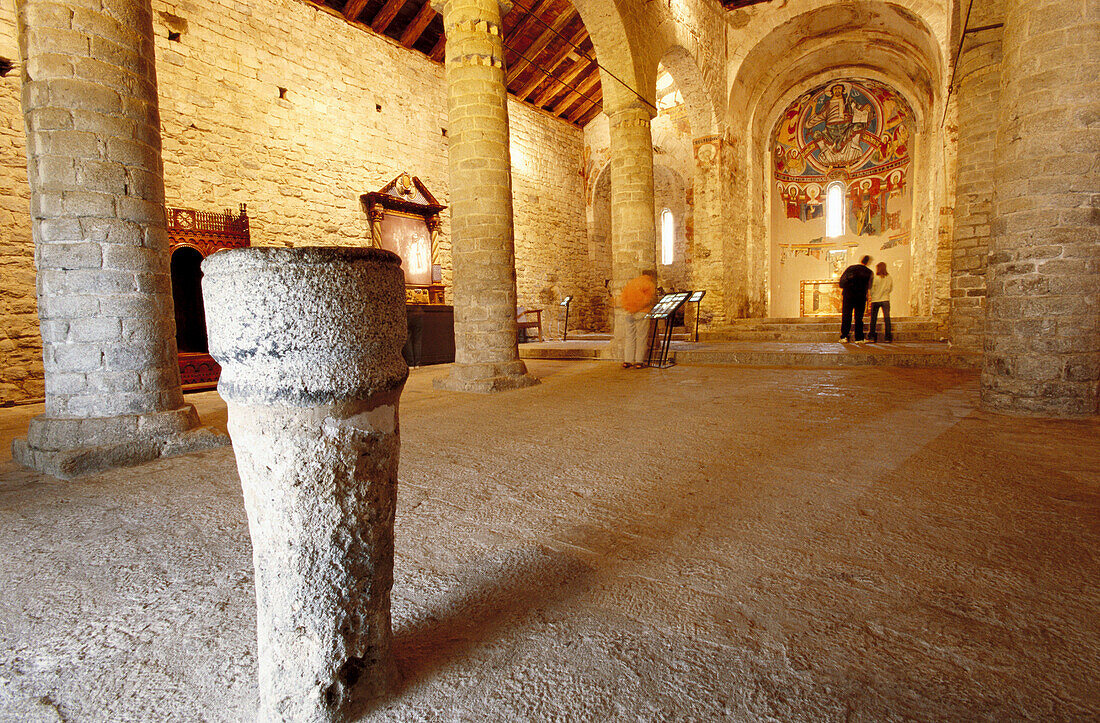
[201,247,408,721]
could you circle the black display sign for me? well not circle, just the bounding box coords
[647,292,691,320]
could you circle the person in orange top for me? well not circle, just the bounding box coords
[620,270,658,368]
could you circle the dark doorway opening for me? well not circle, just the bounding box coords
[170,246,209,354]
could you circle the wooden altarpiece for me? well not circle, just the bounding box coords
[361,173,446,304]
[167,204,250,390]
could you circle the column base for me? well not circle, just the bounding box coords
[11,405,229,479]
[433,360,539,393]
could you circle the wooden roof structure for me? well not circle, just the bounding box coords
[312,0,604,127]
[719,0,776,7]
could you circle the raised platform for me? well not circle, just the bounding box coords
[699,316,944,343]
[519,335,979,370]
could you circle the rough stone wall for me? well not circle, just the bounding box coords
[509,101,593,333]
[150,0,447,250]
[0,10,41,404]
[653,163,689,291]
[0,0,588,404]
[950,14,1002,350]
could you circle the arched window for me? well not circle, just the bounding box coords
[661,208,674,265]
[825,182,845,238]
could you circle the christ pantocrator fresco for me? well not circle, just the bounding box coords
[773,79,913,237]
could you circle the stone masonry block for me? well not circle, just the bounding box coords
[45,78,123,116]
[53,342,103,372]
[26,54,75,81]
[45,129,101,159]
[75,160,128,194]
[88,36,145,76]
[25,27,88,58]
[40,293,100,320]
[80,217,143,245]
[71,6,141,49]
[37,241,102,269]
[69,317,122,343]
[61,191,115,217]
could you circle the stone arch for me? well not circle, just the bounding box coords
[729,2,944,126]
[658,45,718,138]
[721,1,947,318]
[763,76,920,317]
[726,0,949,92]
[569,0,653,112]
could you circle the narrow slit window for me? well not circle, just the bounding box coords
[825,182,845,238]
[661,209,674,265]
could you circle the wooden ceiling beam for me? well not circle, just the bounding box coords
[371,0,409,33]
[342,0,371,21]
[503,0,554,41]
[515,25,588,100]
[430,33,445,61]
[400,2,436,46]
[504,8,576,86]
[566,84,602,124]
[551,66,599,115]
[574,105,603,127]
[534,53,593,108]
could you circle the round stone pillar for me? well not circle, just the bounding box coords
[983,0,1100,415]
[202,248,408,722]
[607,103,658,354]
[950,28,1003,352]
[431,0,536,393]
[12,0,219,477]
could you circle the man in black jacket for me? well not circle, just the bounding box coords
[837,255,873,343]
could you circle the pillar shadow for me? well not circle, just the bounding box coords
[389,543,595,694]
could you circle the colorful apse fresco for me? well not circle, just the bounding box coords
[774,79,912,244]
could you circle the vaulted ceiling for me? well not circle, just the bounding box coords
[310,0,603,127]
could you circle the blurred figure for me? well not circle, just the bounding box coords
[868,261,893,343]
[620,270,657,368]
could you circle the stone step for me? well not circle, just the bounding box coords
[518,340,979,370]
[669,343,980,370]
[720,315,933,326]
[723,320,940,331]
[699,328,943,343]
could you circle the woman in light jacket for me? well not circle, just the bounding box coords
[868,261,893,343]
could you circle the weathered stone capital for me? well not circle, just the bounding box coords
[430,0,512,20]
[607,101,657,126]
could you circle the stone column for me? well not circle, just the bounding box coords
[431,0,535,393]
[202,248,408,722]
[950,25,1003,351]
[607,102,658,352]
[983,0,1099,415]
[11,0,221,477]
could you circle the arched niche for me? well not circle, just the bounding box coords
[726,1,945,318]
[768,77,916,317]
[170,246,209,354]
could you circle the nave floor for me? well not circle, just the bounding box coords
[1,360,1097,721]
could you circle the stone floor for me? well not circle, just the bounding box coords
[0,360,1097,721]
